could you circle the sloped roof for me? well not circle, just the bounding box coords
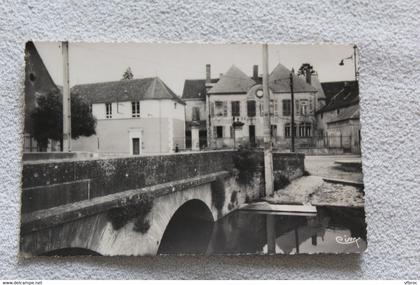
[25,42,60,132]
[321,81,359,103]
[182,79,218,99]
[310,74,326,99]
[207,65,256,94]
[269,63,317,93]
[327,104,360,123]
[317,81,359,113]
[71,77,185,105]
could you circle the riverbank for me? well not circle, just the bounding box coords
[264,175,364,208]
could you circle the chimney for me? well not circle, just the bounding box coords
[253,65,258,80]
[206,64,211,84]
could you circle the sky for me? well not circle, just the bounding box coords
[34,42,357,95]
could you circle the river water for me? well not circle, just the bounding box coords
[158,206,367,255]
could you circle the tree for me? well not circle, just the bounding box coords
[31,90,97,151]
[122,67,134,80]
[298,63,314,76]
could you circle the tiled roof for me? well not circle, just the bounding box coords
[321,81,359,103]
[317,81,359,113]
[207,65,256,94]
[269,63,317,93]
[182,79,218,99]
[71,77,185,105]
[309,74,326,99]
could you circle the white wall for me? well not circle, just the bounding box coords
[92,100,185,121]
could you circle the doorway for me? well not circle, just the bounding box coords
[129,128,142,155]
[249,125,256,147]
[132,138,140,155]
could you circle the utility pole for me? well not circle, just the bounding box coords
[290,69,295,152]
[353,44,358,81]
[262,44,274,196]
[62,41,71,152]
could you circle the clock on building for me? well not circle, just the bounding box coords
[256,89,264,98]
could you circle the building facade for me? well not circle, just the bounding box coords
[71,77,186,155]
[204,64,320,150]
[181,66,218,149]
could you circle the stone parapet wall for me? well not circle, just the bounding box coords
[21,150,304,214]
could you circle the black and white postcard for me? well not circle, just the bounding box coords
[20,42,366,256]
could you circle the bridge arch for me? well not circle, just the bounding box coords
[157,199,215,254]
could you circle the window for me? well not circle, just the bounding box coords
[174,102,177,109]
[285,123,296,138]
[192,106,200,121]
[271,125,277,137]
[216,126,224,138]
[131,101,140,117]
[299,123,312,137]
[285,123,291,138]
[295,100,300,116]
[305,123,312,137]
[247,100,256,117]
[299,123,305,137]
[270,99,278,116]
[309,99,313,114]
[282,99,291,116]
[105,103,112,118]
[215,101,224,117]
[231,101,240,117]
[223,102,228,117]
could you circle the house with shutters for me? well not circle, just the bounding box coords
[186,63,321,150]
[71,77,186,155]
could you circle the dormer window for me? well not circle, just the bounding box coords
[132,101,140,117]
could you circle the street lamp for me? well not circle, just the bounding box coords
[339,44,358,81]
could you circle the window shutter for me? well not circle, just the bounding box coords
[223,102,228,117]
[210,102,215,116]
[296,100,300,116]
[274,100,278,115]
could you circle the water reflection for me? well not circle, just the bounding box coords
[158,206,367,255]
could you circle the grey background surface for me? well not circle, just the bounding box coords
[0,0,419,279]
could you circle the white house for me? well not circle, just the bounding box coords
[71,77,186,155]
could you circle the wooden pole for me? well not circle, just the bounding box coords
[262,44,274,196]
[290,70,295,152]
[62,41,71,152]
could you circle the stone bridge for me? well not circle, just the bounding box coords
[20,150,304,256]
